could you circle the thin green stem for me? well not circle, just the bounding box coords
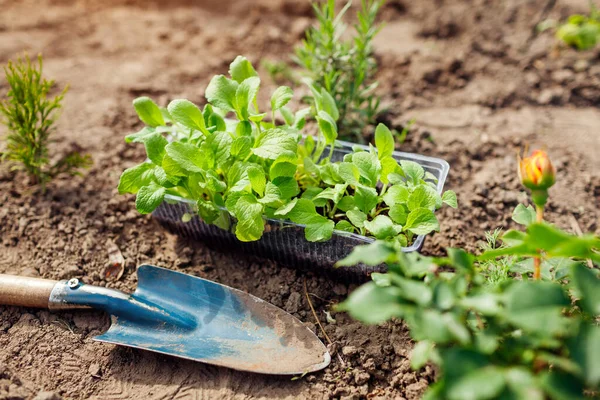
[379,183,388,197]
[329,203,338,218]
[326,143,335,160]
[533,205,544,280]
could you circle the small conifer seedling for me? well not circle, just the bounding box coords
[0,54,91,187]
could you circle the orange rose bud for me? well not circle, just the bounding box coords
[518,150,556,191]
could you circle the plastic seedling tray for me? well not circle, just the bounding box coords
[152,139,449,279]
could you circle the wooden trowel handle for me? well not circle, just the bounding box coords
[0,275,58,308]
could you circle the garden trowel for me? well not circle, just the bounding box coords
[0,265,330,375]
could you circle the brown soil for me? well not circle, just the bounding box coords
[1,0,599,399]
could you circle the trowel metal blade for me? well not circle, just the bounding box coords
[93,265,330,375]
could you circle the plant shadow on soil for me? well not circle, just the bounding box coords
[1,0,600,399]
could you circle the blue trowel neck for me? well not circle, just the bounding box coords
[49,279,196,330]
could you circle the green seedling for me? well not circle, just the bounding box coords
[261,59,297,85]
[476,228,515,285]
[338,148,600,399]
[338,227,600,399]
[554,5,600,50]
[477,202,584,285]
[295,0,386,142]
[118,56,455,246]
[0,54,91,187]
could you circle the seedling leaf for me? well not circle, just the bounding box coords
[229,55,258,83]
[133,97,165,127]
[167,99,207,134]
[270,86,294,111]
[135,182,165,214]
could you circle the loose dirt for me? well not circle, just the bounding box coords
[1,0,599,399]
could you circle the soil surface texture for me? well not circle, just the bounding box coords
[1,0,599,399]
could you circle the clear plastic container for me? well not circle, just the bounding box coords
[152,139,450,279]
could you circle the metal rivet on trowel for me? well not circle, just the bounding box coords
[67,278,80,289]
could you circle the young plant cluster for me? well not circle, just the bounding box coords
[540,5,600,51]
[477,203,581,284]
[294,0,385,141]
[0,54,91,186]
[477,204,591,283]
[338,225,600,399]
[118,56,456,246]
[339,150,600,399]
[556,8,600,50]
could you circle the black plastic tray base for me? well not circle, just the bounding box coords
[153,200,391,281]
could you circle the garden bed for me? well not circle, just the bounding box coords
[1,0,599,399]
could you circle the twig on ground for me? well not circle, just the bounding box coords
[306,291,330,303]
[303,277,345,367]
[53,319,75,334]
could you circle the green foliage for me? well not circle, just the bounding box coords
[479,223,600,264]
[338,229,600,399]
[476,204,598,285]
[294,0,385,141]
[477,229,515,285]
[556,7,600,50]
[261,59,297,85]
[512,203,536,226]
[118,56,454,245]
[0,54,91,186]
